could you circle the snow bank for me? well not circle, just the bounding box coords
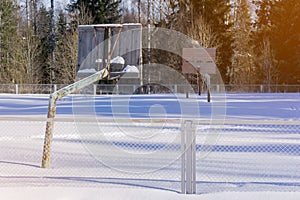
[122,65,139,73]
[111,56,125,65]
[1,188,300,200]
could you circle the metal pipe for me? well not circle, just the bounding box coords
[41,27,123,168]
[41,67,109,168]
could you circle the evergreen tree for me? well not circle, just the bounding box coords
[253,0,274,36]
[69,0,122,25]
[0,0,26,84]
[53,11,77,84]
[252,0,277,85]
[35,5,52,84]
[231,0,255,84]
[190,0,233,84]
[269,0,300,84]
[254,0,300,84]
[156,0,232,83]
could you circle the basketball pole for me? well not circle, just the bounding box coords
[41,28,123,168]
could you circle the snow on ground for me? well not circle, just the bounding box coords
[1,188,300,200]
[0,93,299,199]
[0,93,299,120]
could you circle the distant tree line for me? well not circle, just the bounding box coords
[0,0,299,85]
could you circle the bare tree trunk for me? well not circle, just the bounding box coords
[25,0,30,28]
[159,0,162,22]
[152,0,155,24]
[0,10,2,64]
[50,0,55,84]
[260,37,278,92]
[138,0,141,23]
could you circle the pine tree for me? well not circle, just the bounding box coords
[231,0,255,84]
[252,0,277,84]
[0,0,26,84]
[155,0,232,83]
[69,0,122,25]
[253,0,273,35]
[254,0,300,84]
[269,0,300,84]
[190,0,233,84]
[34,5,52,84]
[53,11,77,84]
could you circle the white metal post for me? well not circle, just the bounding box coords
[216,84,220,93]
[116,84,119,95]
[174,85,177,93]
[133,85,137,93]
[204,74,211,102]
[93,84,97,95]
[54,84,57,93]
[15,84,19,94]
[181,120,196,194]
[181,122,186,194]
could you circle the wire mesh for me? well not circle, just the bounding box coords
[0,93,299,194]
[1,84,300,94]
[0,119,182,191]
[196,122,300,194]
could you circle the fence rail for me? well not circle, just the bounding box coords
[0,84,299,94]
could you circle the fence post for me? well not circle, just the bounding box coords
[174,85,177,93]
[260,85,263,93]
[181,120,196,194]
[15,84,19,94]
[133,85,136,93]
[54,84,57,93]
[216,84,220,93]
[93,84,97,95]
[42,67,109,168]
[116,84,119,95]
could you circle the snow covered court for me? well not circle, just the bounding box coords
[0,93,299,199]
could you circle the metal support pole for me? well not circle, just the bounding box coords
[139,25,143,87]
[198,72,202,96]
[204,74,211,102]
[41,94,58,168]
[15,84,19,94]
[185,74,189,98]
[216,84,220,93]
[181,122,186,194]
[181,120,196,194]
[41,68,109,168]
[116,84,119,95]
[107,27,112,76]
[41,28,123,168]
[93,84,97,95]
[133,85,137,93]
[174,85,177,93]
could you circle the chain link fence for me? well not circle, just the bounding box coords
[196,122,300,194]
[0,118,299,194]
[0,84,299,94]
[0,91,299,194]
[0,118,183,191]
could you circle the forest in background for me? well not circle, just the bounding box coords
[0,0,299,85]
